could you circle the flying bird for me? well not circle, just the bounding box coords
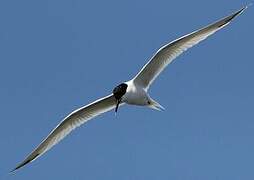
[12,6,248,171]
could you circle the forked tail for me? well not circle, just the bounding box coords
[148,98,165,111]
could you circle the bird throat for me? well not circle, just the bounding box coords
[112,83,128,112]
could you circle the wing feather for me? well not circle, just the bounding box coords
[133,6,247,89]
[12,94,117,171]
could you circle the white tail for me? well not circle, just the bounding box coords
[148,98,165,111]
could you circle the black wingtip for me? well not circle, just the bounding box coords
[10,159,31,173]
[218,5,248,28]
[10,153,40,173]
[230,6,247,19]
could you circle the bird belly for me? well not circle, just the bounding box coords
[122,88,149,106]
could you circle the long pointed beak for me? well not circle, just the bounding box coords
[115,99,120,113]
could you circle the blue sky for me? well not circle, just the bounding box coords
[0,0,253,179]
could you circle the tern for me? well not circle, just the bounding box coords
[12,6,247,171]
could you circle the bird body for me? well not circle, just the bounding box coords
[122,80,149,106]
[121,80,164,110]
[12,6,248,172]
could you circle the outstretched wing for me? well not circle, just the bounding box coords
[133,6,247,89]
[12,94,118,172]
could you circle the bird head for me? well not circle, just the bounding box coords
[112,83,128,113]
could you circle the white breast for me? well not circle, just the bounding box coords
[122,80,149,106]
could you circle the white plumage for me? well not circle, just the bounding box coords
[12,6,247,171]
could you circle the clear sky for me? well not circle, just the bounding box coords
[0,0,253,179]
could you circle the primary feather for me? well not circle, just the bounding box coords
[12,94,118,171]
[133,6,247,89]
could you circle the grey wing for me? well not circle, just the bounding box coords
[12,94,117,172]
[133,6,247,89]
